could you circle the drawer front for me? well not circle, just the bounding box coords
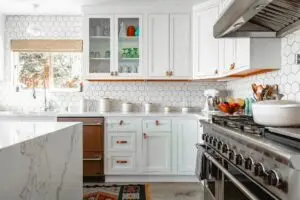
[107,132,136,152]
[107,153,136,173]
[106,119,138,131]
[143,119,171,132]
[83,160,104,176]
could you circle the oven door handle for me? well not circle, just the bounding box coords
[204,152,260,200]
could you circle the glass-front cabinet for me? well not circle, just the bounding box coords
[116,16,142,76]
[88,16,113,76]
[85,15,143,79]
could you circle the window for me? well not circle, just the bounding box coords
[14,52,82,90]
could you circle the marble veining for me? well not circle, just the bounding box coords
[0,122,83,200]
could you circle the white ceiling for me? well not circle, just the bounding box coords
[0,0,205,15]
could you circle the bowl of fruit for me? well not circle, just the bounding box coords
[218,98,244,114]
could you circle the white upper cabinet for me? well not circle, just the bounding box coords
[148,14,170,78]
[0,14,4,81]
[193,0,221,78]
[170,14,192,78]
[221,37,281,76]
[84,15,114,78]
[115,15,144,77]
[148,13,192,79]
[84,15,144,80]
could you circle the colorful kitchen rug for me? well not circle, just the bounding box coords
[83,184,151,200]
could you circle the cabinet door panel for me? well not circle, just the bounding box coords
[174,120,198,174]
[224,38,235,71]
[170,14,191,78]
[142,132,171,173]
[235,38,250,69]
[148,14,170,77]
[194,5,220,77]
[83,125,103,152]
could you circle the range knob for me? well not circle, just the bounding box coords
[205,135,210,143]
[236,154,244,166]
[228,149,236,161]
[213,138,218,147]
[217,141,223,150]
[209,136,214,144]
[254,163,266,177]
[244,157,254,170]
[268,170,281,187]
[202,134,207,141]
[222,144,229,154]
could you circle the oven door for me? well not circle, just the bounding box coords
[203,147,222,200]
[204,152,280,200]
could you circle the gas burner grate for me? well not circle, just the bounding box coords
[212,115,265,136]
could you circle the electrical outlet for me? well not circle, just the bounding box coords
[296,54,300,65]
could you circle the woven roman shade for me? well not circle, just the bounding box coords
[11,39,83,52]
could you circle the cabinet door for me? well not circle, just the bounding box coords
[193,3,220,77]
[224,38,236,72]
[83,125,104,152]
[174,120,198,174]
[235,38,250,70]
[142,132,171,173]
[85,16,114,77]
[148,14,170,77]
[170,14,192,78]
[115,15,144,77]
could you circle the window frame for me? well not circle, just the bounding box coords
[12,51,83,93]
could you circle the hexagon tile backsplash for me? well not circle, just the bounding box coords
[227,30,300,101]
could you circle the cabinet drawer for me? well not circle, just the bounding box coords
[83,160,104,176]
[107,153,136,173]
[107,132,136,152]
[106,119,138,132]
[143,119,171,132]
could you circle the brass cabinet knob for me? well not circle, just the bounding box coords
[230,63,235,70]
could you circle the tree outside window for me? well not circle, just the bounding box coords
[16,52,81,90]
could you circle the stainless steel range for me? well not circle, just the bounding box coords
[196,115,300,200]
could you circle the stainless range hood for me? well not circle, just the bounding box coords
[214,0,300,38]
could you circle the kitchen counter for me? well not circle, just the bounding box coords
[57,111,210,119]
[0,121,83,200]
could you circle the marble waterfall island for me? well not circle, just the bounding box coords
[0,122,83,200]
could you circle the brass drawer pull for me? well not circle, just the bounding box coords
[155,120,160,126]
[116,141,128,144]
[116,160,128,164]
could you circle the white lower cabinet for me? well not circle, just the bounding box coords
[105,117,199,180]
[142,132,172,173]
[173,120,198,174]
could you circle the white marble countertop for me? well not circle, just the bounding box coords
[0,121,81,150]
[0,111,58,117]
[57,111,210,119]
